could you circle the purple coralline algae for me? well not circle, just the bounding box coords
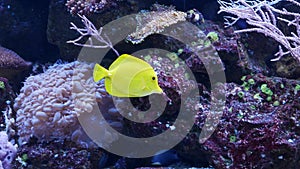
[0,46,31,81]
[0,46,31,69]
[65,0,116,15]
[0,131,17,169]
[198,74,300,168]
[12,140,106,169]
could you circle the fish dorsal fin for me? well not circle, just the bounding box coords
[109,54,150,71]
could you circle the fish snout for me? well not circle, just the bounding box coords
[153,87,163,94]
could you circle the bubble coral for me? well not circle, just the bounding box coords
[13,61,119,148]
[0,131,17,169]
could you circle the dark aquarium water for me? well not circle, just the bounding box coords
[0,0,299,168]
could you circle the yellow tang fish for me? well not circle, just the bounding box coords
[93,54,163,97]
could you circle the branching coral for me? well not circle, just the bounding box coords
[67,14,119,56]
[67,4,187,50]
[218,0,300,62]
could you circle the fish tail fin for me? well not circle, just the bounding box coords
[93,63,109,82]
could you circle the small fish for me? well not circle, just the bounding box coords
[93,54,163,97]
[186,9,205,24]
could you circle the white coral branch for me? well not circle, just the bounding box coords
[67,14,119,56]
[218,0,300,63]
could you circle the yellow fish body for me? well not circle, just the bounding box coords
[93,54,163,97]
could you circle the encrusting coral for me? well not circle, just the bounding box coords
[126,4,187,44]
[13,61,119,148]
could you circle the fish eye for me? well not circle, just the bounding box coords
[152,77,155,80]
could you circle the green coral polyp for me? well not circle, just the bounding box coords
[253,93,261,100]
[241,76,256,91]
[273,101,280,106]
[248,79,255,85]
[261,84,273,96]
[166,52,180,63]
[177,48,184,55]
[238,91,244,98]
[241,76,246,81]
[230,135,236,143]
[206,31,219,42]
[295,84,300,93]
[0,81,5,89]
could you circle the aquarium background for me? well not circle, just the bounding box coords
[0,0,299,168]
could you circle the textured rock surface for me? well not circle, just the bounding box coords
[126,4,187,44]
[0,131,17,169]
[12,140,104,169]
[47,0,138,61]
[0,0,59,62]
[0,46,32,91]
[197,74,300,169]
[0,46,31,81]
[0,46,31,70]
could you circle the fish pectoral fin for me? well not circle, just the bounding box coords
[140,79,147,90]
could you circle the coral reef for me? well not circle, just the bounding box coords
[199,74,300,168]
[47,0,137,60]
[65,0,116,15]
[12,140,104,169]
[126,4,187,44]
[0,131,17,169]
[13,61,119,148]
[218,0,300,62]
[4,1,300,168]
[118,54,198,138]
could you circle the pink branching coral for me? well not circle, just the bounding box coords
[218,0,300,62]
[65,0,109,15]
